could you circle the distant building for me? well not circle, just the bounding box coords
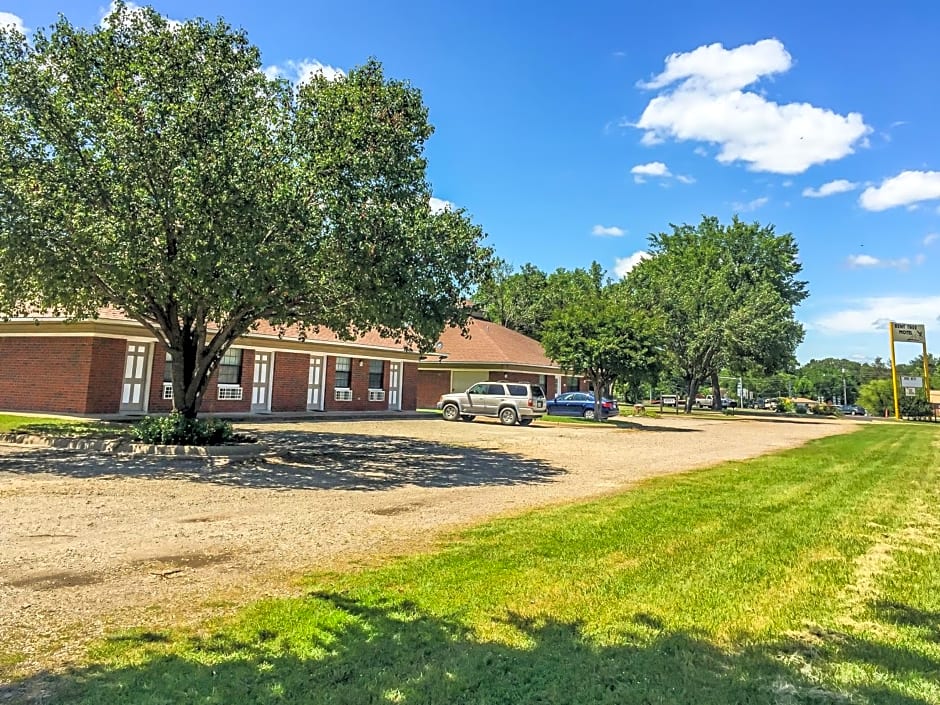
[416,316,585,408]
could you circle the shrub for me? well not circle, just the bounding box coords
[133,412,247,446]
[811,403,836,416]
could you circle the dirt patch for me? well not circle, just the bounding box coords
[0,413,857,683]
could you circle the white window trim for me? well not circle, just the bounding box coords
[217,384,244,401]
[162,382,173,400]
[368,388,385,402]
[334,388,353,402]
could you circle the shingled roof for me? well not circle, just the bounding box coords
[431,317,557,368]
[13,307,410,352]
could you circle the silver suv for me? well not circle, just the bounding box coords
[437,382,547,426]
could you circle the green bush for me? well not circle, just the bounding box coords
[132,412,247,446]
[811,403,836,416]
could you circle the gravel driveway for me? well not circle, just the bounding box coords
[0,413,857,682]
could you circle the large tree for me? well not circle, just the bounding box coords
[474,261,605,340]
[626,216,807,413]
[0,5,490,417]
[542,292,660,421]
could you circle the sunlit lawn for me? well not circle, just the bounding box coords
[0,414,124,437]
[15,423,940,704]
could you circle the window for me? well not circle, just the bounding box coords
[218,349,243,385]
[564,376,579,392]
[335,356,351,389]
[507,384,528,396]
[368,360,384,389]
[486,383,506,395]
[468,383,489,394]
[163,352,174,399]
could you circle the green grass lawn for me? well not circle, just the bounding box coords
[0,414,124,438]
[21,424,940,704]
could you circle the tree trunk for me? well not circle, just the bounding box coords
[592,374,604,422]
[684,377,699,414]
[710,370,722,410]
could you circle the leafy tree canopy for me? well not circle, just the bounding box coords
[542,290,661,420]
[474,261,605,340]
[625,216,807,412]
[0,4,491,416]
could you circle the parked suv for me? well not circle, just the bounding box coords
[437,382,547,426]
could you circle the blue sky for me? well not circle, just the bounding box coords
[4,1,939,365]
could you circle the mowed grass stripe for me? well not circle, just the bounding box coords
[48,423,940,704]
[340,425,932,639]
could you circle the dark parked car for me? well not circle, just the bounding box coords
[546,392,619,420]
[840,404,867,416]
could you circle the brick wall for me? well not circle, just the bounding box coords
[148,343,173,413]
[0,337,97,413]
[416,369,449,408]
[202,348,253,414]
[85,337,127,413]
[401,362,418,411]
[321,355,399,412]
[271,351,309,412]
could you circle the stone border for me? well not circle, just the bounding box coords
[0,433,266,457]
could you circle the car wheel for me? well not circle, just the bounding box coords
[582,408,596,420]
[442,404,460,422]
[519,418,533,426]
[461,415,476,422]
[499,407,518,426]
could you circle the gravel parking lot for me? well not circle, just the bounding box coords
[0,412,856,681]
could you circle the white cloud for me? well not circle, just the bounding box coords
[592,224,625,237]
[0,11,25,33]
[846,253,913,270]
[814,296,940,335]
[731,196,769,212]
[924,233,939,247]
[614,251,651,277]
[802,179,858,198]
[846,254,880,268]
[429,197,453,214]
[264,59,344,85]
[631,161,671,178]
[859,170,940,211]
[630,161,693,185]
[634,39,871,174]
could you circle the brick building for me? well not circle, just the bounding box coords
[416,316,585,408]
[0,309,419,416]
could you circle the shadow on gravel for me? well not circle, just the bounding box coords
[0,432,566,491]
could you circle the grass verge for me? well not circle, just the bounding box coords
[0,414,123,437]
[11,424,940,704]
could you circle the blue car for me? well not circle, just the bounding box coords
[546,392,619,420]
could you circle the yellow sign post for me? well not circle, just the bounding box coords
[888,321,930,420]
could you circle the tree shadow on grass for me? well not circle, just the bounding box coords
[3,592,934,705]
[0,432,567,491]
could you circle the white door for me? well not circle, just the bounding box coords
[120,343,150,413]
[252,352,272,412]
[388,361,401,411]
[307,355,325,411]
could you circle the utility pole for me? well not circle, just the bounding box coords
[842,367,847,405]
